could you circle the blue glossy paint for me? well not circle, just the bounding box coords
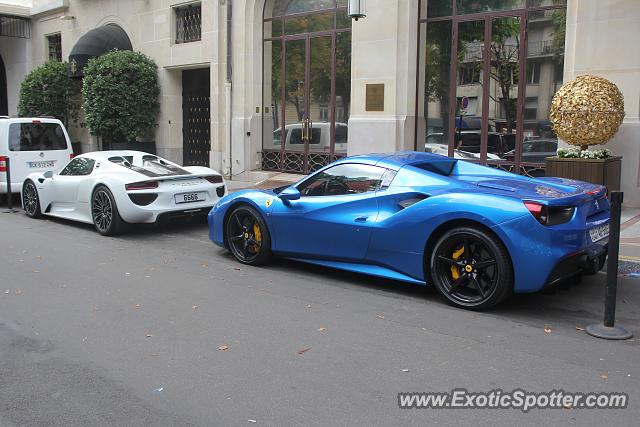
[208,152,610,294]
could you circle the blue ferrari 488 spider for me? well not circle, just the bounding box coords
[208,152,610,309]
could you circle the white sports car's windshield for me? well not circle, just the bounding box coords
[108,155,190,177]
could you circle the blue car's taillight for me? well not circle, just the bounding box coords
[524,201,575,226]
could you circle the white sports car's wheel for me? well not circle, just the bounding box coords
[22,180,42,218]
[91,185,127,236]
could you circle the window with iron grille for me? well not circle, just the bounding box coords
[47,33,62,62]
[175,3,201,44]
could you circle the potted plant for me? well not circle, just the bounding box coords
[18,61,81,130]
[82,50,160,153]
[546,75,625,192]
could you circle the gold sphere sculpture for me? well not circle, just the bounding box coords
[550,75,625,150]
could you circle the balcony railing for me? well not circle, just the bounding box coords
[0,14,31,39]
[528,40,554,57]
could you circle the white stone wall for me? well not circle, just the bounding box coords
[0,35,31,116]
[28,0,222,165]
[10,0,639,201]
[349,0,419,155]
[565,0,640,207]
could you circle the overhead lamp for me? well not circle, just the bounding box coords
[348,0,366,21]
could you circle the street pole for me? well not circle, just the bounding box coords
[2,156,16,213]
[586,191,633,340]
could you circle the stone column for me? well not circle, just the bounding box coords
[348,0,420,155]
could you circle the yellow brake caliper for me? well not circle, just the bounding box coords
[451,246,464,280]
[252,222,262,252]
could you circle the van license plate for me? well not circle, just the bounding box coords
[27,160,56,168]
[589,224,609,243]
[175,192,205,204]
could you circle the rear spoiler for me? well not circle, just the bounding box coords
[126,173,223,190]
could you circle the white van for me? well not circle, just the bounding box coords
[271,122,348,153]
[0,117,74,193]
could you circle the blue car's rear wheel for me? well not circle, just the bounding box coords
[430,227,512,310]
[225,205,272,265]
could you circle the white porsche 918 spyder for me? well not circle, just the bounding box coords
[21,151,226,235]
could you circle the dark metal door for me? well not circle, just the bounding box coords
[182,68,210,166]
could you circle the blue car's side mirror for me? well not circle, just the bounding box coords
[279,187,301,201]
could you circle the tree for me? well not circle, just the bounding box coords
[488,17,521,133]
[18,61,80,127]
[82,50,160,144]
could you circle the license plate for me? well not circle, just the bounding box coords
[589,223,609,243]
[27,160,56,168]
[175,192,206,204]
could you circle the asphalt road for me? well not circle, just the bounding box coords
[0,209,639,427]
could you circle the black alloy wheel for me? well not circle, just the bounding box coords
[92,186,126,236]
[225,205,272,265]
[22,180,42,218]
[430,227,512,310]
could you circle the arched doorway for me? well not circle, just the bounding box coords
[262,0,351,174]
[0,54,7,116]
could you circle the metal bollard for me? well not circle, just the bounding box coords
[5,156,12,211]
[1,156,15,213]
[586,191,633,340]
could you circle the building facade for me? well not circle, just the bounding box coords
[1,0,639,206]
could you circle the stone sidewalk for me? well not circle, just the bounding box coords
[620,208,640,274]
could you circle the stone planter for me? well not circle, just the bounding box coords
[545,156,622,193]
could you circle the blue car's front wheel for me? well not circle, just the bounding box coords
[430,227,513,310]
[225,205,273,266]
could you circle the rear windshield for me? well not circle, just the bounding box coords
[8,123,68,151]
[108,155,190,177]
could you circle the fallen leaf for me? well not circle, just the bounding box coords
[601,374,608,380]
[218,345,229,351]
[575,326,585,331]
[15,289,22,295]
[201,263,208,268]
[317,327,326,332]
[544,326,552,334]
[297,347,312,355]
[134,304,141,309]
[377,315,385,320]
[192,305,199,310]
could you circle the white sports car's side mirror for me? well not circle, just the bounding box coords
[43,171,54,179]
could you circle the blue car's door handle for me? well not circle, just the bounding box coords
[354,216,368,223]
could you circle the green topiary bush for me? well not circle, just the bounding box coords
[18,61,79,126]
[82,50,160,143]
